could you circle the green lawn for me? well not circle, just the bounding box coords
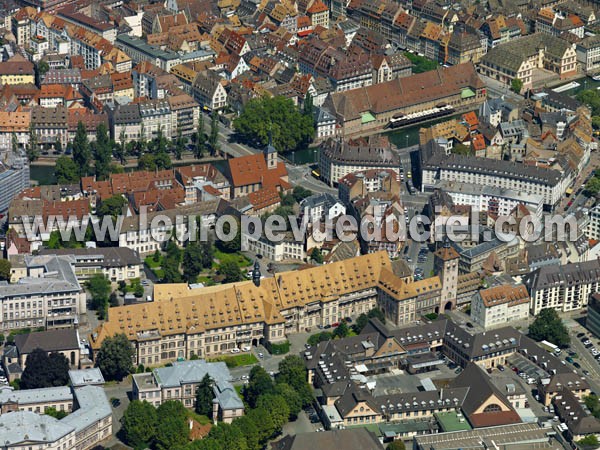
[213,250,251,269]
[403,52,439,73]
[144,256,162,269]
[209,353,258,368]
[235,385,244,396]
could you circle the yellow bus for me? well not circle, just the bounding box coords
[312,169,320,178]
[566,187,573,197]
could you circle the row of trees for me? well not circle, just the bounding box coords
[233,95,315,152]
[190,355,312,450]
[122,399,191,450]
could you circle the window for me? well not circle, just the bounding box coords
[483,403,502,413]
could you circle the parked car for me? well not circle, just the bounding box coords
[577,333,586,338]
[574,362,581,369]
[566,356,574,363]
[258,352,264,358]
[497,365,505,371]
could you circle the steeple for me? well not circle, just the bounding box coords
[264,126,277,169]
[252,260,261,287]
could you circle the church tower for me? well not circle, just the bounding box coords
[264,130,277,169]
[433,239,459,313]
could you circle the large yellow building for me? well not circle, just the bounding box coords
[90,251,459,366]
[0,55,34,85]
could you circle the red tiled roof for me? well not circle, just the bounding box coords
[248,186,281,210]
[227,153,288,189]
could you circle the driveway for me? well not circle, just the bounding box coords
[102,377,132,446]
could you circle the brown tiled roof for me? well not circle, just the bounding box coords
[328,63,484,120]
[248,186,281,210]
[479,284,529,308]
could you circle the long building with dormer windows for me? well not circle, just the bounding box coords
[90,250,460,367]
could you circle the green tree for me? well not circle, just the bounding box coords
[245,366,274,408]
[209,112,220,155]
[528,308,570,347]
[93,123,112,180]
[215,219,241,253]
[233,96,315,152]
[138,153,156,171]
[183,242,204,282]
[333,321,349,339]
[21,349,69,389]
[232,416,260,450]
[194,112,206,158]
[307,331,332,346]
[174,128,185,160]
[114,129,126,164]
[276,355,313,406]
[246,407,275,444]
[577,89,600,116]
[274,382,302,420]
[195,373,214,417]
[155,401,189,450]
[200,240,215,269]
[367,307,386,324]
[0,258,11,281]
[36,61,50,81]
[55,156,79,184]
[292,186,312,203]
[585,394,600,419]
[11,132,18,155]
[353,313,369,334]
[97,195,126,219]
[257,394,289,434]
[578,435,599,448]
[303,92,314,117]
[219,260,243,283]
[205,423,248,450]
[387,441,406,450]
[95,333,134,381]
[26,122,39,162]
[86,274,111,318]
[510,77,523,94]
[72,122,90,176]
[121,400,157,449]
[586,176,600,195]
[310,248,323,264]
[45,406,68,419]
[154,151,172,170]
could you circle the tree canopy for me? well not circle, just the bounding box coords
[233,96,314,152]
[95,333,134,381]
[21,348,69,389]
[219,260,243,283]
[73,122,91,177]
[528,308,570,347]
[86,274,111,319]
[0,258,10,281]
[510,78,523,94]
[55,156,80,184]
[195,373,214,417]
[121,400,158,449]
[155,401,190,450]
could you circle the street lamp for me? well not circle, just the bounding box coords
[405,135,409,148]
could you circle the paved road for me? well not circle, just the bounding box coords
[478,73,524,103]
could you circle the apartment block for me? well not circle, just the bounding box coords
[524,260,600,315]
[471,284,530,329]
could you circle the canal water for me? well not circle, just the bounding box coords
[280,112,466,165]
